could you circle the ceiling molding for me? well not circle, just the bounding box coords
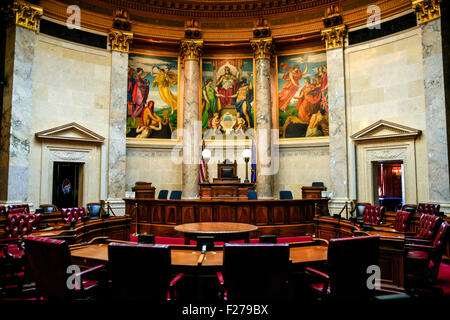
[35,122,105,144]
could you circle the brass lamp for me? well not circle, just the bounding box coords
[242,148,251,183]
[201,148,211,182]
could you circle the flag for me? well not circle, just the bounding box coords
[251,140,256,183]
[200,141,207,183]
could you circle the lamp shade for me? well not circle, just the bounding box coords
[202,148,211,159]
[242,148,251,159]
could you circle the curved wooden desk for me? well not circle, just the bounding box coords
[174,222,258,244]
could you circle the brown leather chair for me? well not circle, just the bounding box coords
[417,203,440,215]
[405,222,450,289]
[216,243,290,301]
[306,236,380,301]
[361,205,385,225]
[5,213,41,238]
[38,204,58,213]
[405,214,443,246]
[108,242,183,300]
[24,236,105,300]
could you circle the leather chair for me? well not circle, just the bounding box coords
[86,203,103,220]
[417,203,440,215]
[0,238,26,294]
[5,213,41,238]
[279,191,293,200]
[405,214,443,245]
[351,202,370,221]
[392,210,412,232]
[401,204,417,214]
[217,243,290,301]
[137,234,155,244]
[158,190,169,200]
[169,190,182,200]
[8,204,30,214]
[361,205,385,225]
[108,242,183,300]
[248,190,258,200]
[0,206,6,216]
[405,222,450,289]
[38,204,58,213]
[24,236,105,300]
[312,182,324,187]
[306,236,379,301]
[61,207,87,224]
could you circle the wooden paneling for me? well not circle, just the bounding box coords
[181,207,195,224]
[236,206,251,223]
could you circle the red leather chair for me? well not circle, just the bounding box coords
[405,222,450,288]
[5,213,41,238]
[216,243,290,301]
[108,242,184,300]
[0,238,26,294]
[405,214,443,245]
[24,236,105,300]
[362,205,385,225]
[417,203,440,215]
[0,206,6,216]
[7,204,30,214]
[306,236,380,301]
[393,210,412,232]
[61,207,87,224]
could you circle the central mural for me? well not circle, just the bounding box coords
[127,53,179,139]
[201,58,255,139]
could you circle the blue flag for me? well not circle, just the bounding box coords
[251,140,256,183]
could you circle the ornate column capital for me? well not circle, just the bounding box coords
[321,25,348,50]
[250,38,274,61]
[412,0,441,24]
[180,39,203,63]
[108,29,133,53]
[11,0,43,31]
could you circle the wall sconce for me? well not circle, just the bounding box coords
[242,148,251,183]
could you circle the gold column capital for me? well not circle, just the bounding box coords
[108,29,133,53]
[180,39,203,62]
[250,38,274,61]
[11,0,43,32]
[321,24,348,50]
[412,0,441,25]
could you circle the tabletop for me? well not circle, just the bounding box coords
[174,222,258,234]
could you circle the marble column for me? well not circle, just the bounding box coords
[180,40,203,199]
[420,18,450,208]
[251,38,274,199]
[106,30,132,214]
[322,25,349,214]
[0,2,42,206]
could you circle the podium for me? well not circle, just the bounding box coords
[200,180,255,200]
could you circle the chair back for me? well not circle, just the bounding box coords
[8,204,30,213]
[39,204,57,213]
[247,190,258,200]
[362,205,385,225]
[223,243,290,300]
[312,182,324,187]
[158,190,169,200]
[433,222,450,250]
[417,203,440,215]
[137,234,155,244]
[24,236,72,299]
[401,204,417,214]
[169,191,182,200]
[279,191,293,200]
[62,207,87,224]
[6,213,41,238]
[86,203,103,218]
[393,211,411,232]
[415,214,442,240]
[327,236,379,300]
[108,242,171,300]
[0,206,6,216]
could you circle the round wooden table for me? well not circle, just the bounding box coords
[174,222,258,245]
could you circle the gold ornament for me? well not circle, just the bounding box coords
[250,38,274,61]
[321,25,347,50]
[11,0,43,31]
[108,29,133,53]
[180,39,203,62]
[412,0,441,24]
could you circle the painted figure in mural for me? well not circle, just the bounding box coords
[229,77,254,128]
[306,108,329,137]
[278,63,308,112]
[233,112,246,135]
[131,68,150,118]
[282,111,303,138]
[127,67,135,114]
[209,113,222,133]
[201,78,218,129]
[135,100,162,138]
[319,64,328,113]
[294,77,322,123]
[215,66,239,109]
[151,65,178,115]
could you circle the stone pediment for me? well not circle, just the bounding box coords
[351,120,421,142]
[35,122,105,144]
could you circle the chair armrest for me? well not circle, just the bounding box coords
[169,273,184,288]
[216,271,224,286]
[305,267,330,281]
[167,273,184,301]
[405,238,433,246]
[405,243,436,253]
[74,264,106,290]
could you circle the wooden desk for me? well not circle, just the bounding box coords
[199,182,255,200]
[174,222,258,244]
[125,198,329,238]
[70,241,328,270]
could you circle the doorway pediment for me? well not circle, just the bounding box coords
[351,120,421,143]
[35,122,105,144]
